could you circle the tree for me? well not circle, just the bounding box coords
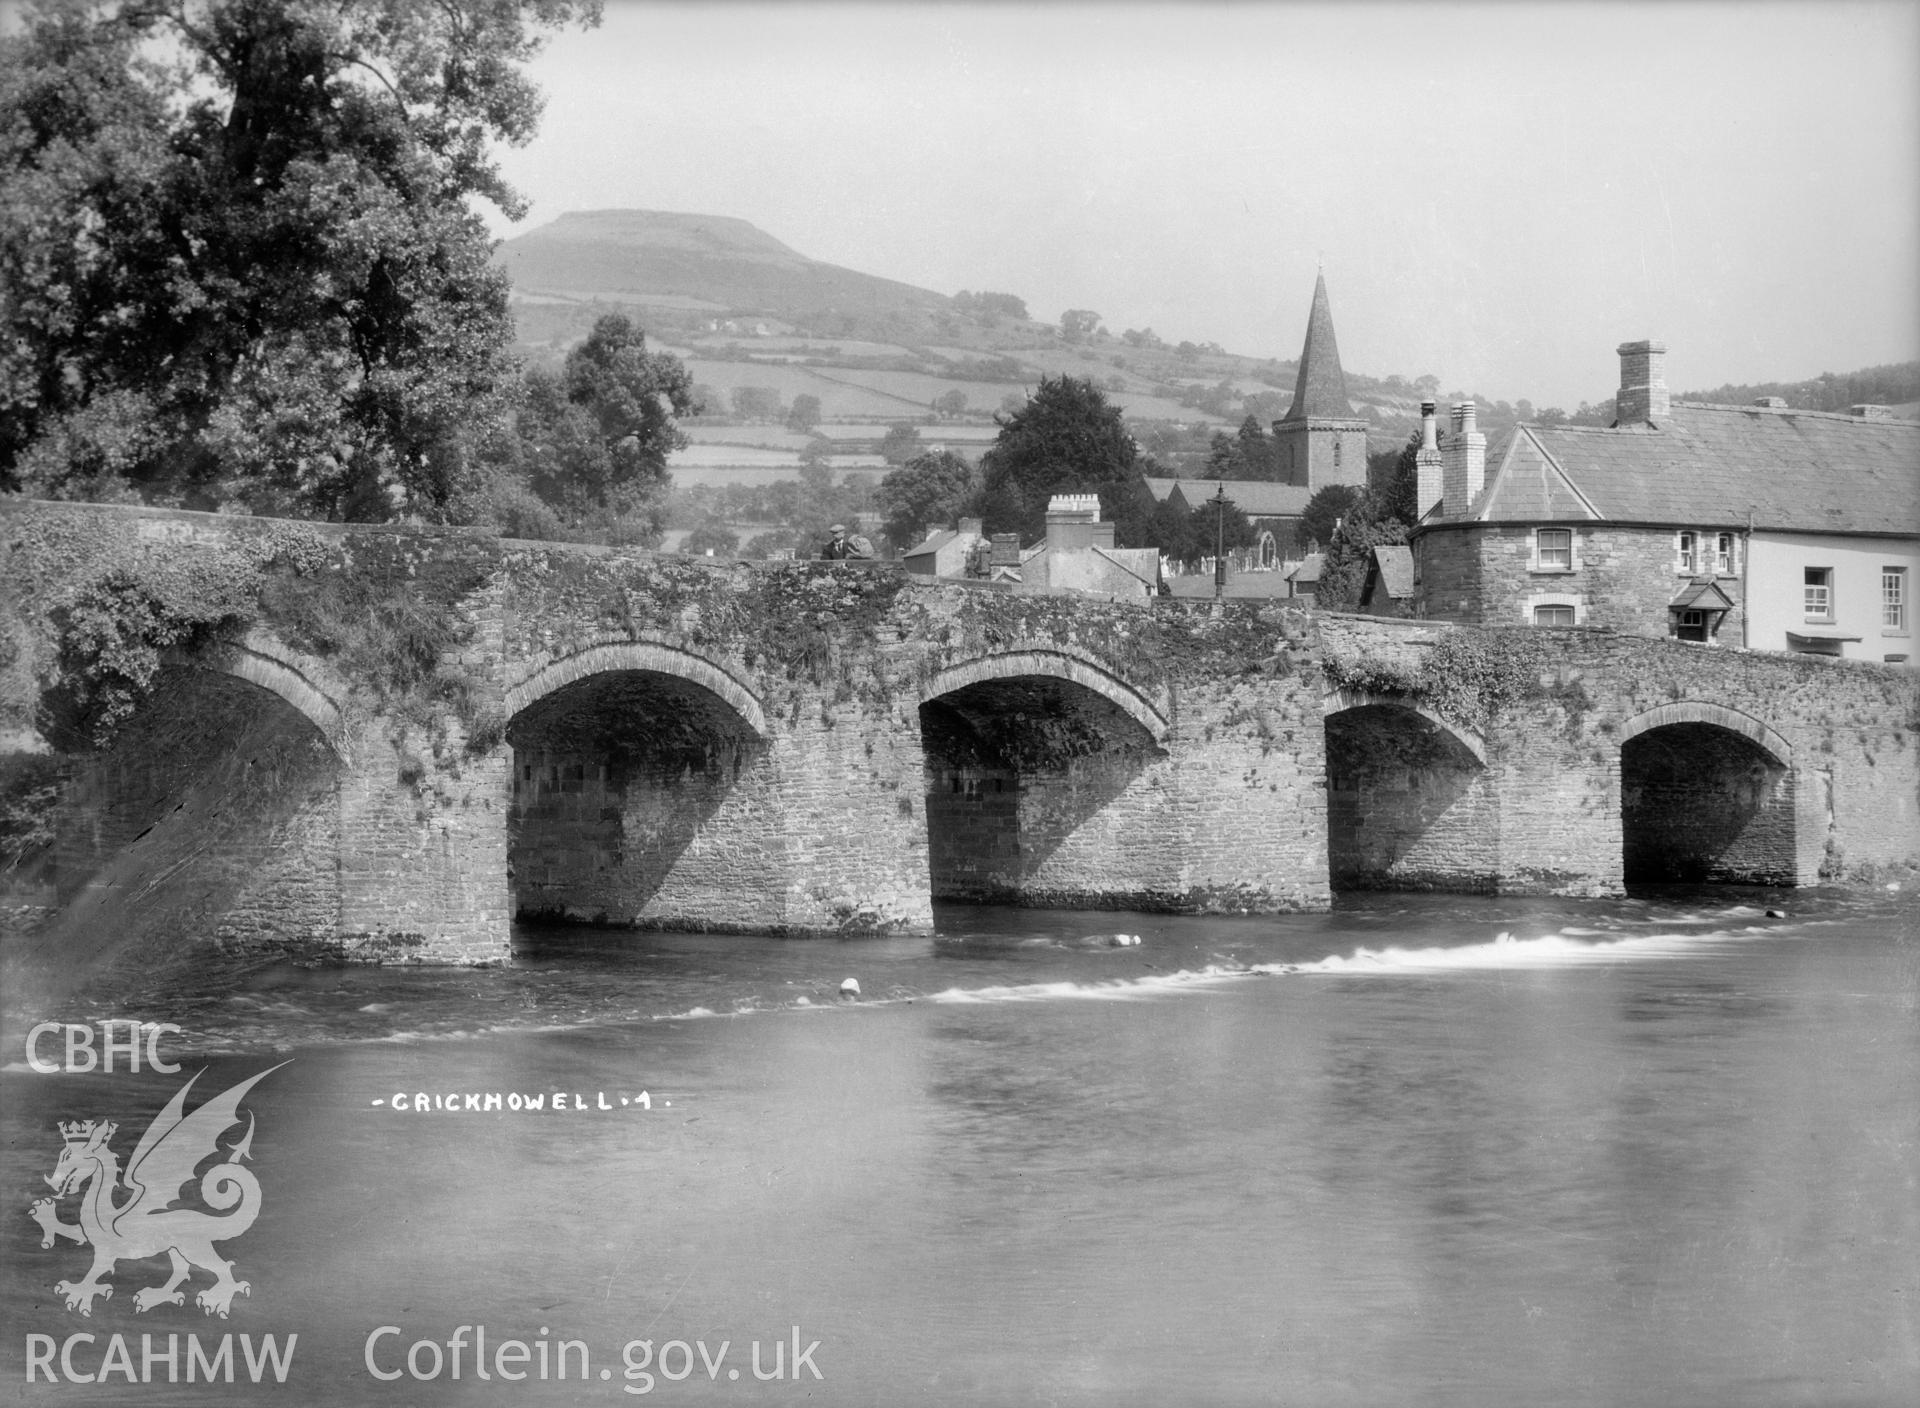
[731,386,783,422]
[743,529,796,560]
[1296,484,1362,555]
[1,0,598,519]
[1317,511,1409,611]
[953,290,1028,324]
[876,450,976,549]
[784,393,821,433]
[1060,309,1102,343]
[876,422,923,466]
[932,389,968,418]
[478,312,691,539]
[1316,430,1421,608]
[976,375,1140,542]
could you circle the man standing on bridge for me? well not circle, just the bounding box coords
[821,524,871,561]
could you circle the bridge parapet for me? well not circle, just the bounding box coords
[2,498,1915,967]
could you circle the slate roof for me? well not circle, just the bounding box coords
[904,528,959,558]
[1169,479,1312,518]
[1286,552,1325,585]
[1463,403,1920,536]
[1141,475,1184,504]
[1669,578,1736,611]
[1279,273,1357,422]
[1367,545,1415,600]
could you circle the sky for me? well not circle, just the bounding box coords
[485,0,1920,410]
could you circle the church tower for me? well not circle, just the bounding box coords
[1272,272,1369,490]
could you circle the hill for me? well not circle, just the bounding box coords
[495,209,1435,477]
[1676,362,1920,416]
[498,209,951,343]
[493,210,1911,483]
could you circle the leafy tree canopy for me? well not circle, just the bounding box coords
[785,393,821,433]
[0,0,597,519]
[1315,429,1421,609]
[977,375,1139,542]
[478,312,691,540]
[1295,483,1362,556]
[876,422,923,466]
[876,449,976,550]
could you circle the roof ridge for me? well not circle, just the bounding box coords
[1673,400,1920,425]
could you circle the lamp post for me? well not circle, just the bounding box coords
[1209,481,1232,601]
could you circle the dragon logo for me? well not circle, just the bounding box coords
[28,1063,287,1318]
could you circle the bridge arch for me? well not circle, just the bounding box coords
[185,632,347,753]
[1321,688,1486,766]
[1321,689,1495,892]
[1618,701,1797,885]
[505,641,769,739]
[916,648,1170,906]
[917,649,1169,743]
[503,640,779,931]
[1617,701,1792,769]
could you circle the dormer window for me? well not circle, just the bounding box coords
[1678,531,1697,573]
[1535,528,1572,571]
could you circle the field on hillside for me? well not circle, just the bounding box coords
[676,359,921,418]
[667,464,886,489]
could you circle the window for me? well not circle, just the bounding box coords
[1805,567,1833,620]
[1715,533,1734,573]
[1536,528,1572,571]
[1676,609,1709,643]
[1885,568,1909,633]
[1678,531,1696,572]
[1333,440,1342,468]
[1534,604,1575,627]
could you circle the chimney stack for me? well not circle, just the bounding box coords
[1615,340,1669,425]
[1850,404,1892,421]
[1045,493,1103,554]
[1415,399,1444,520]
[1440,401,1485,520]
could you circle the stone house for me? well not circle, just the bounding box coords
[1015,495,1162,600]
[1410,340,1920,662]
[1358,545,1415,614]
[902,517,988,578]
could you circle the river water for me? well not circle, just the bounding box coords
[3,889,1915,1405]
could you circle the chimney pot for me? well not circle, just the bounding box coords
[1440,399,1486,521]
[1415,400,1444,520]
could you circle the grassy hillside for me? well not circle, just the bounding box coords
[497,210,1909,487]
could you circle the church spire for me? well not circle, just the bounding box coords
[1281,272,1355,421]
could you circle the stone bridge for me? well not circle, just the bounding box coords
[2,500,1914,965]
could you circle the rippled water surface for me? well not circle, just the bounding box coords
[4,889,1915,1405]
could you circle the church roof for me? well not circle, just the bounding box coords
[1166,479,1311,518]
[1461,403,1919,535]
[1280,273,1357,422]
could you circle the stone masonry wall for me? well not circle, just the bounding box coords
[1415,522,1750,643]
[4,500,1915,968]
[1325,704,1500,890]
[29,669,342,977]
